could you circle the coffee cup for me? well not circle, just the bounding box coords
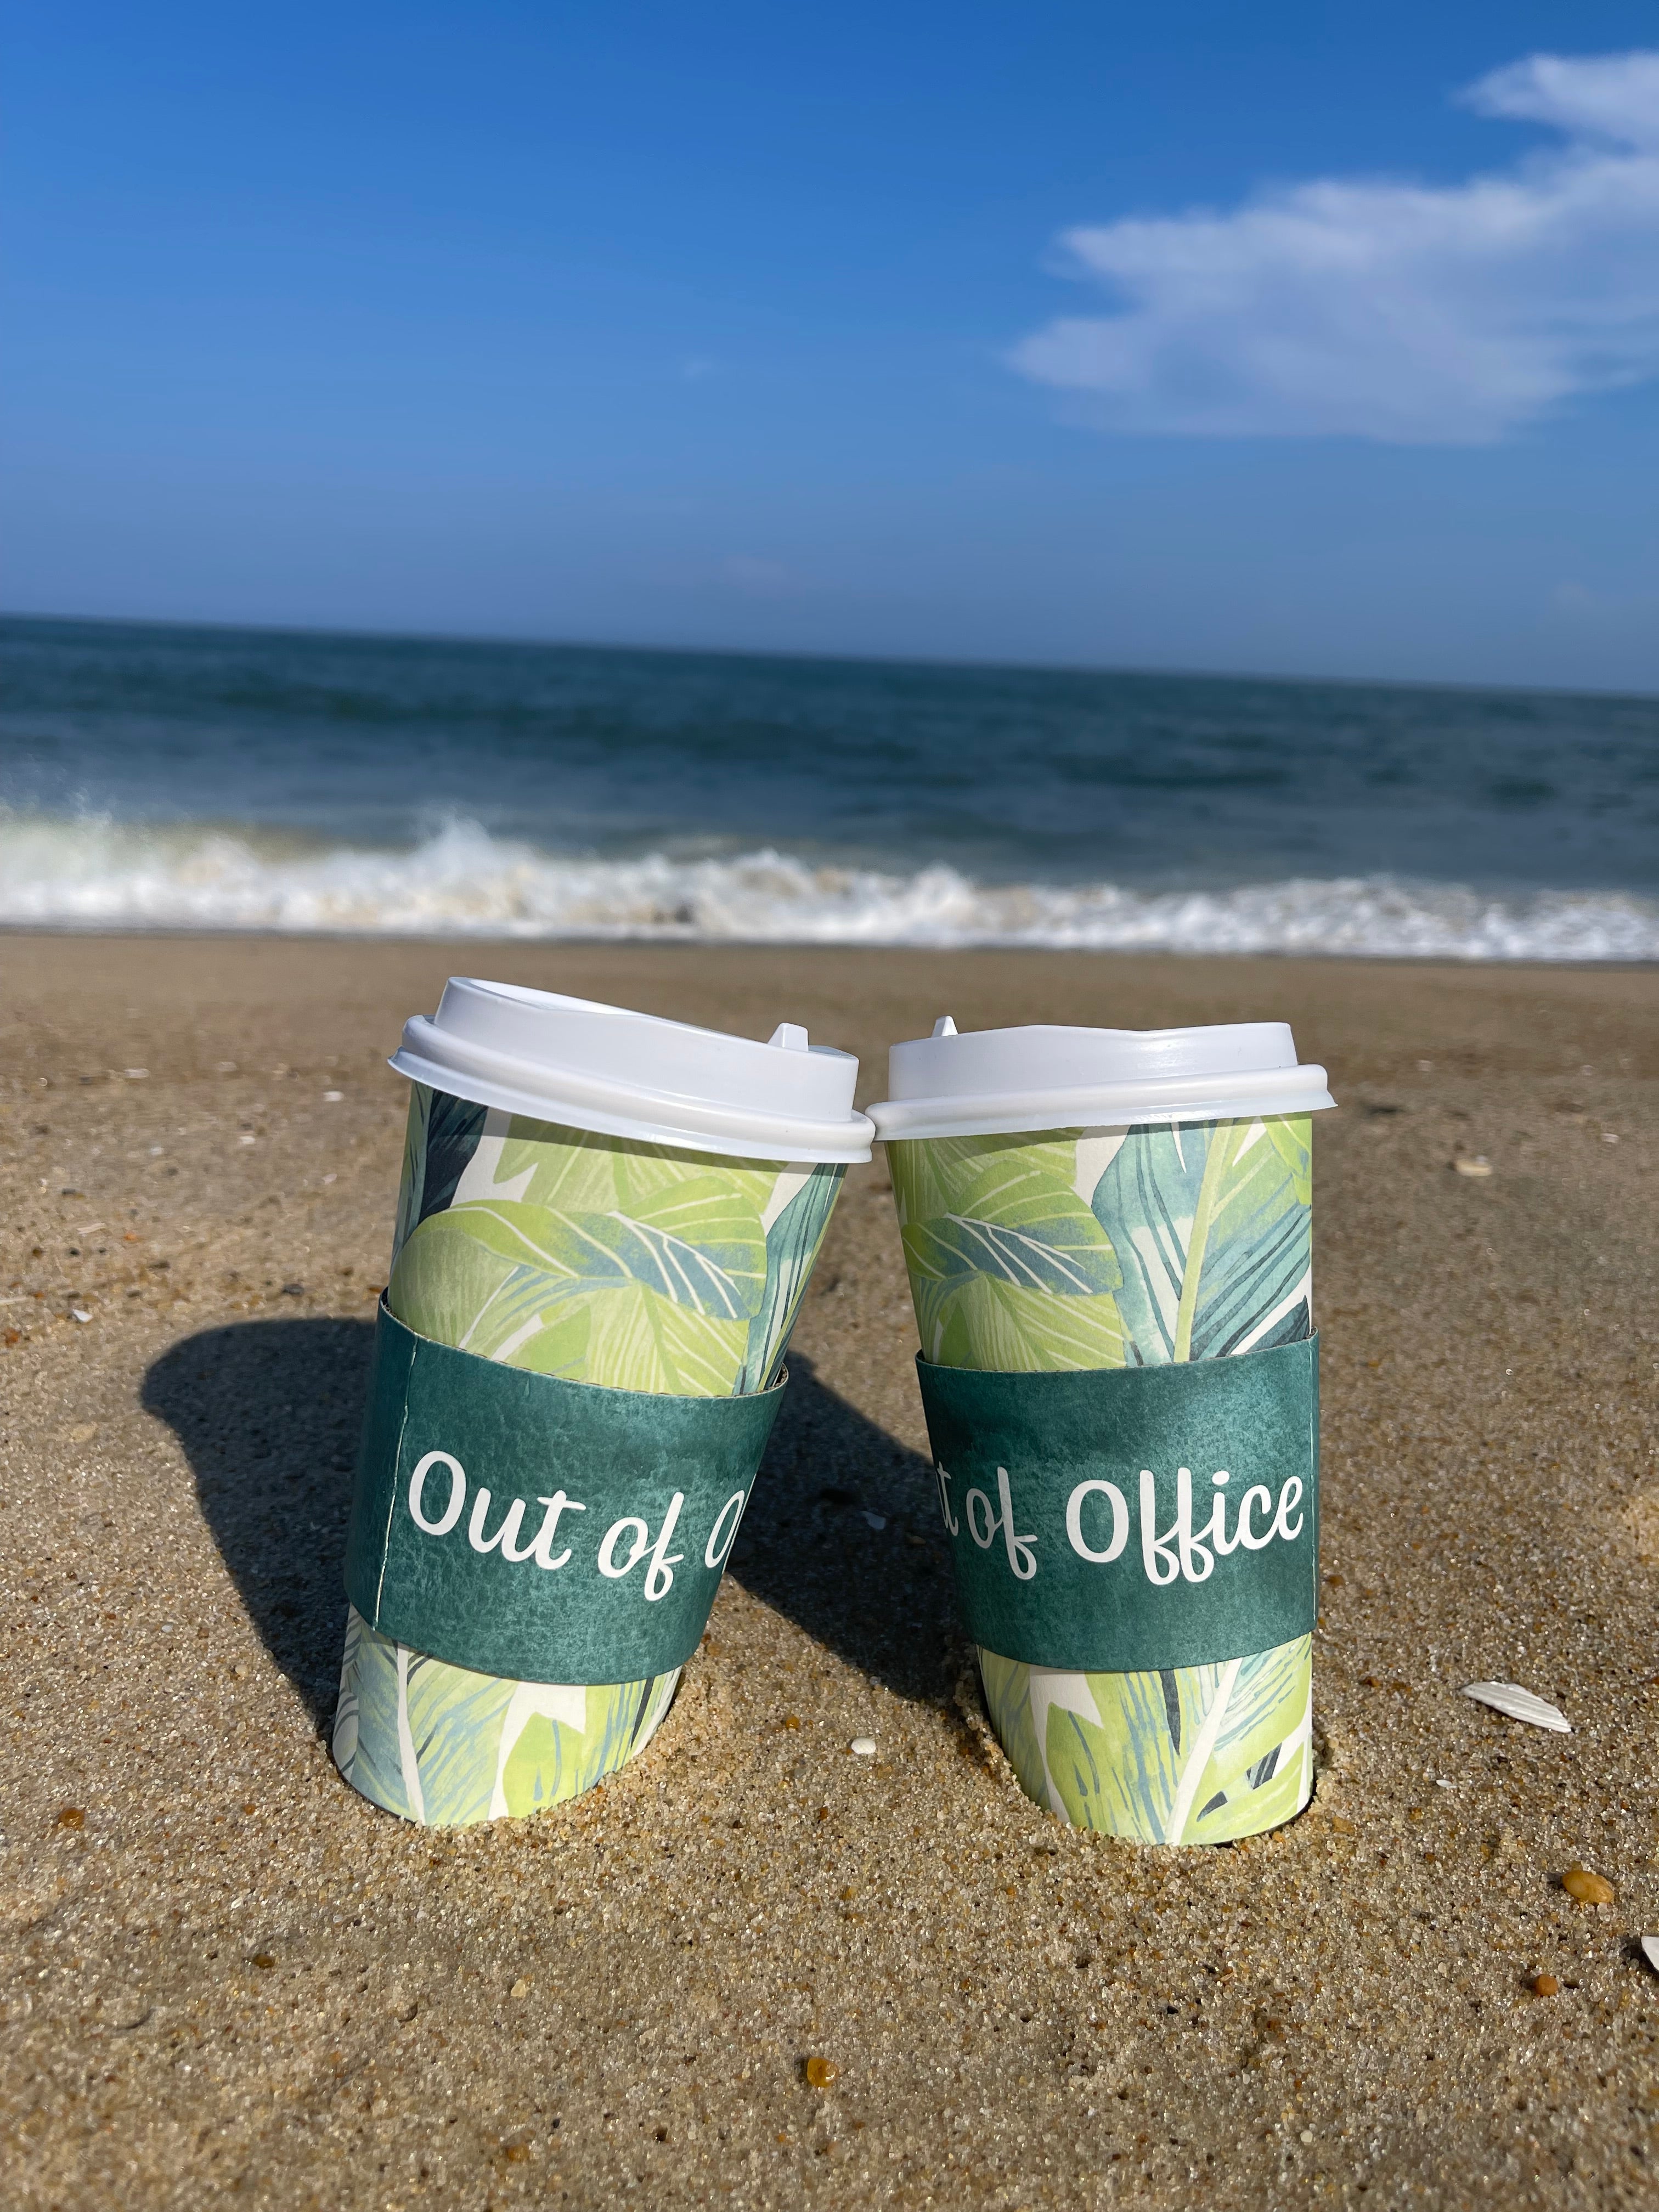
[334,980,871,1825]
[871,1017,1334,1843]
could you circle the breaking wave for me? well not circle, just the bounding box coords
[1,813,1656,961]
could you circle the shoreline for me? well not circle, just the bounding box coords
[2,919,1657,973]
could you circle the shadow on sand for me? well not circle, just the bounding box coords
[143,1317,373,1730]
[726,1355,956,1706]
[143,1322,953,1723]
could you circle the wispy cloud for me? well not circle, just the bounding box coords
[1011,50,1659,444]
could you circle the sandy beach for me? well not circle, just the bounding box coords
[2,930,1657,2210]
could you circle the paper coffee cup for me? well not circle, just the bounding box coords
[872,1017,1334,1843]
[334,981,872,1826]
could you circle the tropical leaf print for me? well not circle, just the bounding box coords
[934,1276,1125,1374]
[1091,1116,1312,1365]
[1040,1662,1182,1838]
[615,1142,778,1224]
[397,1182,766,1321]
[738,1162,846,1392]
[1087,1123,1207,1367]
[891,1144,1126,1373]
[498,1674,678,1818]
[421,1091,490,1228]
[343,1092,845,1825]
[485,1115,779,1222]
[579,1280,749,1396]
[492,1118,623,1210]
[977,1636,1312,1843]
[334,1607,414,1820]
[887,1115,1316,1841]
[334,1607,680,1827]
[903,1156,1124,1301]
[505,1300,594,1379]
[386,1176,769,1386]
[386,1208,522,1355]
[1193,1637,1312,1819]
[1183,1118,1312,1361]
[391,1086,494,1272]
[391,1085,433,1269]
[619,1177,770,1316]
[889,1133,1078,1231]
[975,1647,1047,1802]
[403,1649,518,1826]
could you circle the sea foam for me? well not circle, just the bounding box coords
[1,813,1655,961]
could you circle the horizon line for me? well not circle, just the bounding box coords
[3,605,1656,711]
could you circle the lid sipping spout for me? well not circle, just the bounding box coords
[768,1023,810,1051]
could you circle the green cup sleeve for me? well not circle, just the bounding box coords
[343,1301,786,1683]
[915,1335,1319,1673]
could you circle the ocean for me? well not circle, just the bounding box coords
[3,614,1657,961]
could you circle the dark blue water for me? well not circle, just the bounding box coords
[2,614,1657,956]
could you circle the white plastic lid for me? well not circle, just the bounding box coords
[391,978,873,1163]
[869,1016,1335,1140]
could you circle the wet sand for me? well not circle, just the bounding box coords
[2,933,1657,2210]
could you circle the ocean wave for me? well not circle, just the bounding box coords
[1,813,1655,961]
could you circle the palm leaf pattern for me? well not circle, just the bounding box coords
[390,1084,432,1271]
[893,1114,1314,1839]
[1093,1118,1312,1364]
[980,1635,1312,1844]
[737,1163,846,1392]
[890,1142,1125,1373]
[390,1084,489,1269]
[336,1087,843,1825]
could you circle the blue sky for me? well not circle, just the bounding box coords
[4,2,1659,687]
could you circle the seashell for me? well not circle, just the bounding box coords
[1460,1681,1571,1733]
[1452,1156,1494,1177]
[1639,1936,1659,1977]
[849,1737,877,1757]
[1562,1866,1615,1906]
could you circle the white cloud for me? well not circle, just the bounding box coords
[1011,49,1659,444]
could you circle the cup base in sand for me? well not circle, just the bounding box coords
[977,1636,1313,1844]
[333,1607,680,1828]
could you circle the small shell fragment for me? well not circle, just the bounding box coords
[1453,1156,1494,1178]
[1460,1681,1570,1733]
[1639,1936,1659,1977]
[1562,1866,1615,1906]
[849,1737,877,1757]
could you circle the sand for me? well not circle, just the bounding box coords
[1,933,1656,2210]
